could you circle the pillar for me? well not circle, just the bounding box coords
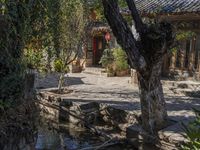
[169,52,176,72]
[198,52,200,79]
[188,39,196,76]
[180,49,185,72]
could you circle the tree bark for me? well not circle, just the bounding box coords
[125,0,145,35]
[102,0,147,72]
[102,0,172,134]
[137,60,167,133]
[58,73,65,93]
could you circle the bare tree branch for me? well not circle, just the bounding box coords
[125,0,145,35]
[102,0,146,72]
[102,0,173,133]
[65,51,78,66]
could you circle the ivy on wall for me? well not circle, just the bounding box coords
[0,1,32,107]
[1,0,88,107]
[0,0,58,107]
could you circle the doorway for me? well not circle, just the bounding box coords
[93,36,106,66]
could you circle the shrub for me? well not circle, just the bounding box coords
[0,72,24,107]
[0,100,11,110]
[100,47,129,74]
[181,108,200,150]
[53,59,69,73]
[24,48,43,70]
[113,47,129,72]
[99,48,114,68]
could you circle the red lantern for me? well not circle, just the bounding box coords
[105,32,111,42]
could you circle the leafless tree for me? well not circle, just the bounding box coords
[102,0,173,134]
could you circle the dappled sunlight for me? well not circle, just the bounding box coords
[1,0,200,149]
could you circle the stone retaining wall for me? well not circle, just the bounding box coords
[37,89,188,150]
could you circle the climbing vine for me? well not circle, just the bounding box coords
[0,0,57,106]
[0,0,89,104]
[0,1,32,107]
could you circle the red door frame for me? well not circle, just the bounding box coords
[93,37,97,65]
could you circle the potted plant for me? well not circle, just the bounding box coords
[112,48,130,76]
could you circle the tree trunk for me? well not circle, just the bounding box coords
[102,0,173,133]
[137,60,167,133]
[58,73,65,93]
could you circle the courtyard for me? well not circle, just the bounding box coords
[37,72,200,123]
[1,0,200,149]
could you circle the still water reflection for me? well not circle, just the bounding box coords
[35,122,105,150]
[33,121,160,150]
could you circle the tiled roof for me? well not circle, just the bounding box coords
[122,0,200,15]
[86,21,110,35]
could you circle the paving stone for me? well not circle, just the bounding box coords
[36,72,200,146]
[158,119,191,144]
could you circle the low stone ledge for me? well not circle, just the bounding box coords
[158,119,190,145]
[126,119,190,150]
[100,106,138,126]
[69,102,100,126]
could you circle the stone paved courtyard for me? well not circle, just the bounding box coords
[36,72,200,123]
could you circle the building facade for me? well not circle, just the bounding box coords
[84,23,117,67]
[123,0,200,79]
[83,0,200,80]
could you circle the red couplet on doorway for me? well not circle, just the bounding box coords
[93,37,97,64]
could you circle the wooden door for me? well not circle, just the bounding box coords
[93,36,105,66]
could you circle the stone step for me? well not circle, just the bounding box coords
[82,67,107,76]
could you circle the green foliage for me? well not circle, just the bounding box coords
[99,48,114,68]
[54,59,63,72]
[53,59,69,73]
[0,0,88,105]
[176,31,196,41]
[100,47,129,73]
[54,0,86,90]
[87,0,104,21]
[170,31,196,53]
[0,1,32,105]
[86,0,128,21]
[0,72,24,106]
[113,47,129,72]
[24,48,43,70]
[170,47,177,54]
[181,108,200,150]
[0,100,11,110]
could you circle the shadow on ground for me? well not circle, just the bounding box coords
[37,75,87,89]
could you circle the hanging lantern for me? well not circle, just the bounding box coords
[105,32,111,42]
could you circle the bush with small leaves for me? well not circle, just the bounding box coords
[181,108,200,150]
